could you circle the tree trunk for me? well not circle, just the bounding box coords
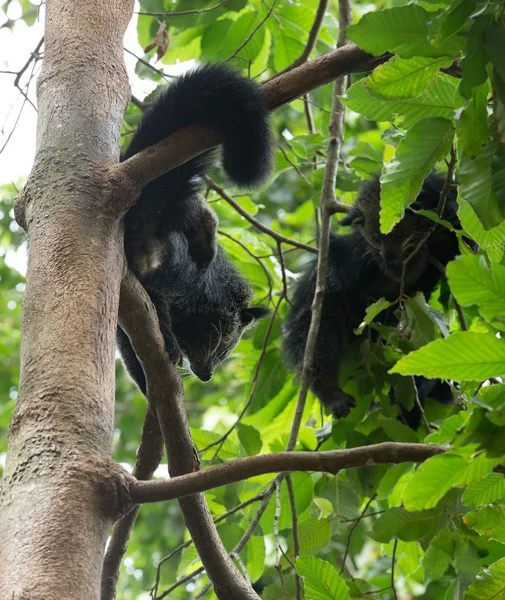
[0,1,133,598]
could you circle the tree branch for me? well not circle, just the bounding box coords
[116,272,261,600]
[112,44,389,197]
[274,0,329,75]
[137,0,229,17]
[207,178,317,253]
[101,410,164,600]
[130,443,444,504]
[286,0,352,450]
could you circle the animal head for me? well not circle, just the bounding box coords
[341,175,460,282]
[174,306,270,382]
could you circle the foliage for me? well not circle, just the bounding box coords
[3,0,505,598]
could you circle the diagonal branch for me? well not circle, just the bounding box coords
[114,44,389,197]
[130,442,445,504]
[115,272,261,600]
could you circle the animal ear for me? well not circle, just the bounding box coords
[241,306,270,326]
[340,208,364,227]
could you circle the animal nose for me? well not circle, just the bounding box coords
[195,369,213,382]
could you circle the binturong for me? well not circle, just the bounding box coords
[284,174,475,427]
[117,64,272,394]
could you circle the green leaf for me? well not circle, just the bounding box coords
[457,81,491,157]
[296,556,351,600]
[459,140,505,230]
[460,16,490,100]
[464,505,505,543]
[380,118,455,233]
[236,423,262,456]
[354,298,393,334]
[423,529,453,583]
[403,453,468,510]
[464,557,505,599]
[370,507,438,543]
[262,576,298,600]
[426,412,468,444]
[341,77,456,129]
[463,473,505,506]
[458,200,505,263]
[484,22,505,82]
[347,6,462,59]
[377,463,414,500]
[390,332,505,381]
[291,518,332,559]
[447,255,505,322]
[404,292,447,348]
[243,535,265,582]
[366,57,452,100]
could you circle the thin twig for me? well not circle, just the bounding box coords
[411,376,431,435]
[391,539,399,600]
[138,0,228,17]
[225,0,277,62]
[124,47,174,79]
[340,494,377,575]
[286,475,302,600]
[198,295,284,455]
[429,257,468,331]
[218,229,274,303]
[286,0,351,450]
[152,493,264,597]
[207,178,317,253]
[274,0,329,76]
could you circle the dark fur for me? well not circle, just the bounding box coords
[284,174,465,427]
[118,64,272,393]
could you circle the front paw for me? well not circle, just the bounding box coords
[331,393,356,419]
[159,322,184,366]
[319,391,356,419]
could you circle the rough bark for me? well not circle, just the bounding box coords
[0,1,134,599]
[117,273,261,600]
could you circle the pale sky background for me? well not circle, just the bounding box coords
[0,0,194,275]
[0,1,163,184]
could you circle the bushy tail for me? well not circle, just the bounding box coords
[123,63,273,188]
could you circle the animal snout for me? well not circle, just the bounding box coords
[194,369,213,382]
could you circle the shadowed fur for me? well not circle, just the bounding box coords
[118,64,272,393]
[284,174,469,428]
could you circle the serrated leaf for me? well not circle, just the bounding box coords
[367,57,452,100]
[458,200,505,263]
[242,535,265,582]
[294,518,332,558]
[296,556,351,600]
[236,423,262,456]
[447,255,505,322]
[464,505,505,543]
[403,453,468,510]
[262,576,298,600]
[341,77,456,129]
[348,6,462,59]
[377,463,413,500]
[464,557,505,599]
[426,412,468,444]
[390,332,505,381]
[459,140,504,230]
[380,118,454,233]
[423,529,453,583]
[460,16,490,100]
[456,81,490,157]
[463,473,505,506]
[370,507,438,542]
